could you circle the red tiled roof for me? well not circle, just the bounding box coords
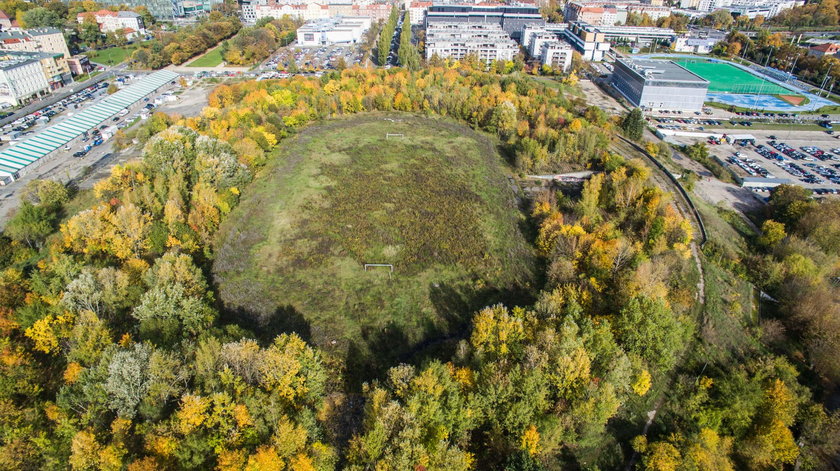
[811,43,840,53]
[0,10,9,20]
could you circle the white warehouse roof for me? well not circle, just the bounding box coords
[0,70,179,182]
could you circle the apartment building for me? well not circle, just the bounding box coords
[425,22,519,63]
[76,10,146,35]
[564,1,670,25]
[540,40,574,71]
[0,28,71,59]
[408,1,431,25]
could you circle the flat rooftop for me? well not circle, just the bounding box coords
[619,59,710,84]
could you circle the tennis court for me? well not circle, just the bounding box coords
[676,60,793,95]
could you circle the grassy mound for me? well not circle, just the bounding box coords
[213,113,535,379]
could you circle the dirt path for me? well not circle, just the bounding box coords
[611,137,707,469]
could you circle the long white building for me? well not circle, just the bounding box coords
[0,54,50,107]
[425,22,519,63]
[296,16,372,46]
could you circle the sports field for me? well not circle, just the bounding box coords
[677,60,794,95]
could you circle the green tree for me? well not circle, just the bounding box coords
[622,108,646,141]
[5,202,55,247]
[616,296,690,370]
[376,6,399,66]
[20,7,62,28]
[758,219,786,248]
[397,13,420,70]
[768,184,813,226]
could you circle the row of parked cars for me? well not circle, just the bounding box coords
[654,117,723,126]
[728,152,773,178]
[767,141,810,160]
[1,81,109,137]
[803,162,840,184]
[728,153,770,177]
[733,111,799,118]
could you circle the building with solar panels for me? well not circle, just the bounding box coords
[0,70,179,185]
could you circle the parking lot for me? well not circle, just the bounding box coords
[0,74,182,227]
[259,44,364,78]
[671,128,840,195]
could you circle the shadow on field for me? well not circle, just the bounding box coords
[221,305,313,344]
[343,280,536,390]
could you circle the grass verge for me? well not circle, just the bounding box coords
[87,44,138,66]
[187,47,223,67]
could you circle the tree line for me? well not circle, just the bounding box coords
[130,11,240,68]
[221,15,299,66]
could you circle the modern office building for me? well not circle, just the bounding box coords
[611,58,709,112]
[425,22,519,63]
[296,16,371,46]
[425,4,543,40]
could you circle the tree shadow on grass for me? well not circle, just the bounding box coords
[220,305,313,345]
[343,280,537,391]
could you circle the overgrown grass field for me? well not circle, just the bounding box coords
[213,114,536,380]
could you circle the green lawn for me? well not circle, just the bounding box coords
[87,45,138,66]
[187,47,223,67]
[677,60,795,96]
[213,113,536,384]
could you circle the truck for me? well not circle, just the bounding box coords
[1,131,21,141]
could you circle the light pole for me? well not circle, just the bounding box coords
[819,62,834,97]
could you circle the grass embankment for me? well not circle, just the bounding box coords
[213,113,536,383]
[87,44,139,66]
[187,47,223,67]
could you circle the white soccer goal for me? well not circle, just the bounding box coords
[385,133,404,139]
[364,263,394,279]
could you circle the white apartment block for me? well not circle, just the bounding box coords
[0,56,51,106]
[425,22,519,63]
[76,10,146,36]
[540,41,573,71]
[296,16,372,45]
[528,31,560,57]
